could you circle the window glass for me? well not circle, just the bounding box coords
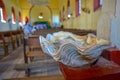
[67,0,71,18]
[76,0,81,17]
[0,7,6,23]
[12,13,15,24]
[11,7,16,24]
[100,0,102,5]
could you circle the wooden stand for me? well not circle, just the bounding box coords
[59,57,120,80]
[102,47,120,65]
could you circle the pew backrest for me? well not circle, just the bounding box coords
[33,29,96,37]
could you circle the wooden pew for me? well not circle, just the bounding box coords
[1,31,13,54]
[24,35,44,63]
[0,33,8,56]
[17,30,23,46]
[3,31,15,51]
[33,28,96,37]
[19,29,24,45]
[11,31,18,49]
[23,35,51,76]
[0,30,23,56]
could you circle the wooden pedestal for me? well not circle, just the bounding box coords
[102,47,120,65]
[59,57,120,80]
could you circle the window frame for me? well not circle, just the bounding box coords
[94,0,102,12]
[0,0,7,23]
[11,7,16,24]
[67,0,71,19]
[62,6,65,21]
[19,11,22,22]
[0,7,6,23]
[75,0,81,17]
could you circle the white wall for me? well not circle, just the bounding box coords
[97,0,120,49]
[0,22,9,31]
[97,0,116,40]
[111,0,120,49]
[0,22,18,32]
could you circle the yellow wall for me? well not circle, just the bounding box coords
[4,0,21,20]
[18,0,32,23]
[60,0,101,30]
[30,6,51,25]
[97,0,116,40]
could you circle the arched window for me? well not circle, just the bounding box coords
[19,11,22,22]
[11,7,16,24]
[25,16,29,23]
[94,0,102,11]
[62,6,65,21]
[0,0,6,23]
[100,0,102,5]
[75,0,81,17]
[67,0,71,19]
[59,11,62,22]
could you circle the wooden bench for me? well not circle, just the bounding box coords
[33,28,96,37]
[0,33,8,56]
[16,30,23,46]
[0,30,23,56]
[23,35,50,76]
[24,35,44,63]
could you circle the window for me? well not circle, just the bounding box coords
[60,11,62,22]
[25,16,29,24]
[94,0,102,11]
[0,0,6,23]
[19,11,22,22]
[75,0,81,17]
[100,0,102,5]
[11,7,16,24]
[0,7,6,23]
[62,7,65,21]
[67,0,71,19]
[19,11,22,25]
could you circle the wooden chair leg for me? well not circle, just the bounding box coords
[4,47,8,56]
[26,68,31,77]
[3,44,8,56]
[30,57,34,62]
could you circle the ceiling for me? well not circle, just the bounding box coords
[11,0,60,12]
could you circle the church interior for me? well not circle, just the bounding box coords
[0,0,120,80]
